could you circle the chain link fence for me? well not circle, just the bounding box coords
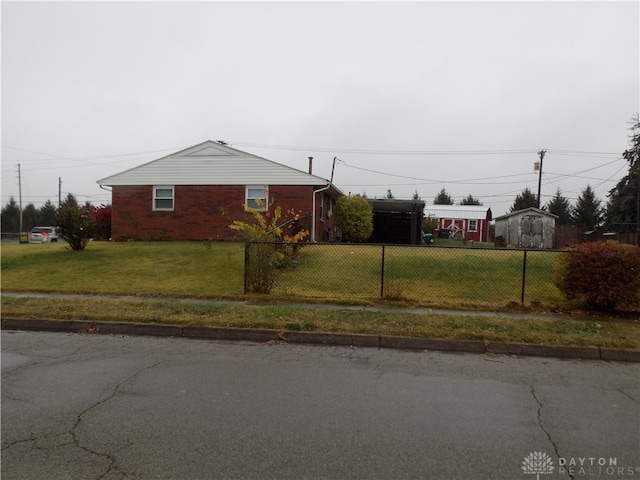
[244,242,566,309]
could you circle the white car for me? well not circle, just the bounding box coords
[28,226,60,243]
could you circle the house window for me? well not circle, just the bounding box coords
[153,186,174,211]
[246,186,268,211]
[468,219,478,232]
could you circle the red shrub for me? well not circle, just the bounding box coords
[554,241,640,311]
[91,204,112,240]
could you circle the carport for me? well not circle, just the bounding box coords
[367,198,426,245]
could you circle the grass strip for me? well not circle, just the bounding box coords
[2,296,638,350]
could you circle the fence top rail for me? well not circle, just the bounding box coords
[247,240,570,253]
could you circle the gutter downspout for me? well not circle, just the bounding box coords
[312,184,331,243]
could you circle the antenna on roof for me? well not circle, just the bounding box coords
[216,140,228,145]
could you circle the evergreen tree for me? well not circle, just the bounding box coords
[433,188,454,205]
[39,200,58,226]
[572,185,604,231]
[62,193,78,207]
[386,189,394,199]
[22,204,39,230]
[510,187,537,212]
[1,197,20,232]
[460,194,482,206]
[545,189,573,225]
[605,116,639,232]
[412,190,421,200]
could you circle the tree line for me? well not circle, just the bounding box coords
[1,193,112,243]
[407,116,639,233]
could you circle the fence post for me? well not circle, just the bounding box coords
[380,244,386,298]
[244,241,250,294]
[521,249,527,304]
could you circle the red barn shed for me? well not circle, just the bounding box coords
[424,205,493,243]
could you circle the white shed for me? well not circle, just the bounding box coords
[494,207,557,249]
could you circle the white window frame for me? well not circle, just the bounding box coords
[246,185,268,212]
[153,186,174,211]
[468,219,478,232]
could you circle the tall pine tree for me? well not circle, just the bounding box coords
[572,185,604,231]
[606,116,639,232]
[545,189,573,225]
[510,187,537,212]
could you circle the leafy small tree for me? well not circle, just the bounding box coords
[422,215,439,234]
[572,185,603,231]
[460,194,482,206]
[229,199,308,293]
[554,241,640,311]
[334,195,373,242]
[55,203,94,250]
[545,189,573,225]
[510,188,537,212]
[433,189,454,205]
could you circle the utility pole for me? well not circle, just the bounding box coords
[17,164,23,235]
[536,150,546,209]
[59,177,62,207]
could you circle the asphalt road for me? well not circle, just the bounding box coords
[2,330,639,480]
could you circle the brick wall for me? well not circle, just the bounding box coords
[111,184,335,241]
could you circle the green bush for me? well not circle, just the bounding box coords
[55,204,94,251]
[554,241,640,311]
[334,195,373,242]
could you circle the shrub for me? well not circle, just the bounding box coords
[554,241,640,311]
[91,204,112,240]
[229,199,308,293]
[55,204,95,251]
[334,195,373,242]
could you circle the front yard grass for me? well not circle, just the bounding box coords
[2,241,638,350]
[2,296,638,350]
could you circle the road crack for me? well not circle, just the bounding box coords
[69,360,163,480]
[528,384,575,480]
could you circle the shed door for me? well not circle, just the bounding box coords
[520,215,543,248]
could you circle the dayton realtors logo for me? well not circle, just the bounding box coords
[522,452,639,478]
[522,452,555,480]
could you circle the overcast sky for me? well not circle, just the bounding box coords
[2,1,638,216]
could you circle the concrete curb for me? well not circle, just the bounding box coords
[2,317,639,362]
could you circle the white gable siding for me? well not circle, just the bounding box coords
[98,141,330,187]
[424,205,490,220]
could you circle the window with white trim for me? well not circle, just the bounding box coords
[468,219,478,232]
[153,186,174,211]
[246,186,268,211]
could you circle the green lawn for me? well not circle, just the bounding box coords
[1,241,245,298]
[272,244,563,309]
[0,240,617,311]
[2,241,638,350]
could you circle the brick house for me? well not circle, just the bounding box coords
[97,141,342,242]
[424,205,493,242]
